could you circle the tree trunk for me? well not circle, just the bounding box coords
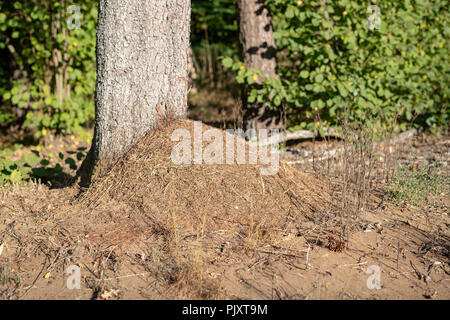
[237,0,280,131]
[79,0,191,186]
[187,46,198,94]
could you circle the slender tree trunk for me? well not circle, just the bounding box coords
[237,0,280,131]
[187,46,198,94]
[79,0,191,186]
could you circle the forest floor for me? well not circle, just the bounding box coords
[0,94,449,300]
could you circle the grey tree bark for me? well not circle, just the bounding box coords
[79,0,191,186]
[237,0,280,131]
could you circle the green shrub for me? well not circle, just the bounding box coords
[224,0,449,131]
[0,146,86,186]
[0,148,41,184]
[0,1,97,137]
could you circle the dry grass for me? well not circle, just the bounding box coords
[79,119,333,240]
[73,119,338,296]
[0,119,339,299]
[1,118,448,300]
[78,120,338,291]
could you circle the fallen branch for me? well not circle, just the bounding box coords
[98,272,150,281]
[389,128,420,144]
[287,128,420,165]
[305,244,311,267]
[338,261,367,268]
[256,248,306,258]
[259,127,341,146]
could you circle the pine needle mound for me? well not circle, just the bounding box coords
[79,119,333,245]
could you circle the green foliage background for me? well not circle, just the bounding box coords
[191,0,239,87]
[0,0,448,138]
[0,0,97,137]
[226,0,449,132]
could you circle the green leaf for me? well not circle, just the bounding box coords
[25,153,40,165]
[10,170,23,183]
[3,92,11,100]
[274,96,281,106]
[222,57,233,68]
[337,83,348,97]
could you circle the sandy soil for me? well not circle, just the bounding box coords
[0,122,448,300]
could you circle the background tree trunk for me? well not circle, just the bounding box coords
[187,46,198,94]
[80,0,191,186]
[237,0,280,131]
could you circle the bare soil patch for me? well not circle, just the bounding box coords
[0,121,448,300]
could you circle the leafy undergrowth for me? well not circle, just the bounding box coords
[0,134,89,187]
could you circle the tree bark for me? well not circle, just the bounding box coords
[79,0,191,186]
[237,0,280,131]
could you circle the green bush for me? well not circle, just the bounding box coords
[0,148,40,184]
[224,0,449,132]
[0,1,97,137]
[1,0,448,137]
[0,146,87,186]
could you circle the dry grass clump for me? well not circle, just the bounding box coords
[1,119,337,299]
[78,119,333,249]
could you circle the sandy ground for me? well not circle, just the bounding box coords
[0,124,448,300]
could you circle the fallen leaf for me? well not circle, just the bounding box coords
[100,289,120,300]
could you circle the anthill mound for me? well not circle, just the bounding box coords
[78,119,333,246]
